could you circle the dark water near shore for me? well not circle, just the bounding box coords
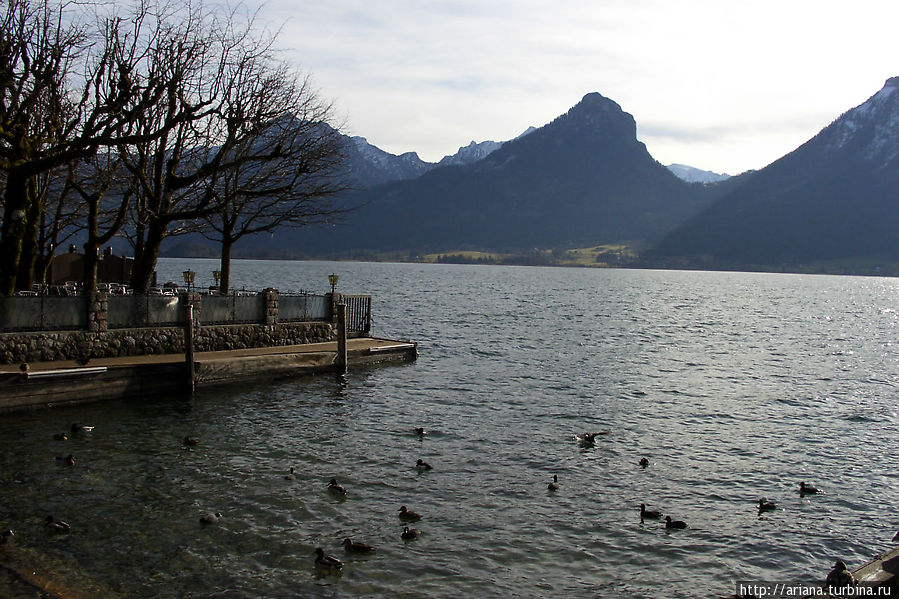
[2,260,898,598]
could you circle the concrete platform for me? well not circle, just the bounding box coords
[0,337,417,412]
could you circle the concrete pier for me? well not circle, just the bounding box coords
[0,337,417,412]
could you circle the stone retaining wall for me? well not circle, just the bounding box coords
[0,322,334,364]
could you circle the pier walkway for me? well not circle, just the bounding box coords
[0,337,417,411]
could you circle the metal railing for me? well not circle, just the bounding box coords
[0,295,88,332]
[343,295,372,333]
[280,293,330,323]
[199,294,267,325]
[0,291,373,333]
[107,294,185,328]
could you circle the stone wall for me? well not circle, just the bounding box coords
[0,322,334,364]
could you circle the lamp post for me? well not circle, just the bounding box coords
[328,273,339,295]
[182,269,195,293]
[212,270,221,292]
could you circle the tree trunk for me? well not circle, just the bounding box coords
[15,186,42,292]
[129,222,167,293]
[219,236,233,295]
[83,242,99,293]
[83,198,101,293]
[0,170,31,295]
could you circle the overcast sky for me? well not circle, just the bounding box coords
[250,0,897,175]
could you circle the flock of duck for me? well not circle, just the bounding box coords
[4,420,894,587]
[309,429,434,573]
[308,428,834,574]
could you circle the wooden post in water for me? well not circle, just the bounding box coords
[336,302,347,375]
[185,299,196,393]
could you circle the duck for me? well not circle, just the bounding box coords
[547,475,560,492]
[665,516,687,529]
[45,515,70,533]
[758,498,777,512]
[343,538,376,553]
[576,432,597,446]
[314,547,343,571]
[284,467,296,481]
[183,436,199,447]
[414,427,427,437]
[328,478,348,496]
[416,459,433,471]
[640,504,662,520]
[825,560,856,587]
[398,505,421,522]
[52,432,68,441]
[56,454,75,466]
[199,512,222,525]
[639,457,649,468]
[401,526,422,540]
[71,423,94,434]
[799,482,820,495]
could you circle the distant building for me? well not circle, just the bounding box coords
[48,246,141,286]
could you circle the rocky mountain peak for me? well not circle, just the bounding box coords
[821,75,899,166]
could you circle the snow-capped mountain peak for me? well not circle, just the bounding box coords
[666,163,730,183]
[438,140,502,166]
[822,77,899,166]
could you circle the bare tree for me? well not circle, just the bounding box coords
[124,5,349,293]
[122,4,269,292]
[65,152,131,291]
[197,66,349,294]
[0,0,184,294]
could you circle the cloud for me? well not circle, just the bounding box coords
[244,0,899,173]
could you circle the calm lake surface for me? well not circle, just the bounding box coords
[2,260,898,598]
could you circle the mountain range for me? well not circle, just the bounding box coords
[647,76,899,273]
[166,77,899,275]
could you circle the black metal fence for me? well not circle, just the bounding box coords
[343,295,372,334]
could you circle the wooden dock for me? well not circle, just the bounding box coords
[0,337,417,412]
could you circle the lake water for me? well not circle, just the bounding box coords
[1,260,898,598]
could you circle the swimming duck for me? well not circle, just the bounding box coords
[199,512,222,525]
[71,423,94,434]
[398,505,422,522]
[416,459,433,471]
[328,478,348,496]
[665,516,687,529]
[284,467,296,481]
[640,504,662,520]
[401,526,422,540]
[45,516,70,533]
[343,538,376,553]
[547,475,560,491]
[639,457,649,468]
[414,427,427,437]
[56,454,75,466]
[758,499,777,512]
[52,432,68,441]
[576,432,597,446]
[183,436,199,447]
[799,482,820,495]
[314,547,344,571]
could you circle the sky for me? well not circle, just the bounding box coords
[247,0,898,175]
